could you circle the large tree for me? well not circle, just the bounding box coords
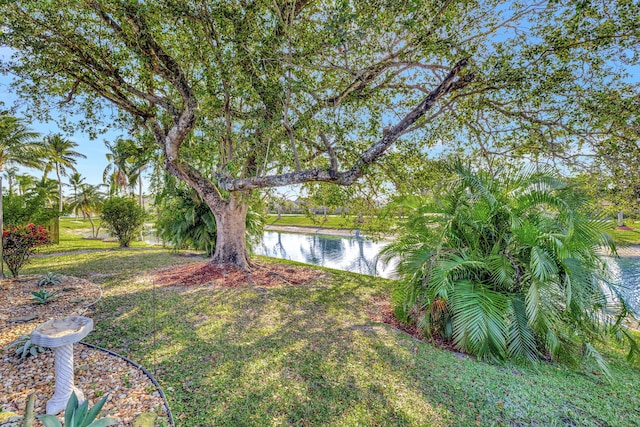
[1,1,638,268]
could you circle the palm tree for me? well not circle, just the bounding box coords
[67,183,106,238]
[30,177,60,209]
[42,134,87,212]
[3,166,19,195]
[0,114,41,278]
[103,136,158,206]
[382,163,635,375]
[15,173,37,196]
[103,138,132,196]
[127,133,159,209]
[68,172,85,218]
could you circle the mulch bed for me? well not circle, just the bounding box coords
[0,275,168,426]
[149,261,322,288]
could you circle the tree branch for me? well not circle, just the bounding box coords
[219,58,472,191]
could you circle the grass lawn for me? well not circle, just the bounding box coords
[611,219,640,245]
[19,244,640,426]
[40,218,156,253]
[266,214,361,229]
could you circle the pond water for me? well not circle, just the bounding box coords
[605,254,640,317]
[254,231,640,315]
[254,231,396,278]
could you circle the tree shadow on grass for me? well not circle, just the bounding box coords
[86,271,458,426]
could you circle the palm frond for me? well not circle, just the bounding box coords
[507,295,539,361]
[449,280,508,359]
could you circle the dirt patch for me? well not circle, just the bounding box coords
[149,261,322,288]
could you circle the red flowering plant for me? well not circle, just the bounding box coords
[2,224,52,276]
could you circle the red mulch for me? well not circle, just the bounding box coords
[366,295,466,354]
[616,225,636,231]
[367,295,423,339]
[149,261,322,288]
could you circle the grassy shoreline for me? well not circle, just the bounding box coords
[10,225,640,426]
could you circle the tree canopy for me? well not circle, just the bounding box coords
[1,1,639,267]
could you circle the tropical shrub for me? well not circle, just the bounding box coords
[155,186,264,256]
[383,164,635,372]
[100,196,146,248]
[2,223,51,276]
[3,191,59,227]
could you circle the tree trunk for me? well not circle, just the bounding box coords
[138,175,143,209]
[210,196,251,269]
[87,214,96,238]
[56,165,63,213]
[617,211,624,227]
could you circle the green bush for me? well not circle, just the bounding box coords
[37,272,63,287]
[100,197,146,248]
[383,163,636,373]
[31,288,60,304]
[3,192,60,228]
[4,335,49,359]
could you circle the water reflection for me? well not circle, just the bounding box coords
[256,232,640,315]
[605,255,640,317]
[255,231,395,278]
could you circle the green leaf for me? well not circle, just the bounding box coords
[449,280,508,359]
[65,392,79,426]
[86,419,118,427]
[84,395,109,425]
[74,398,89,426]
[507,296,538,361]
[584,342,611,381]
[38,415,63,427]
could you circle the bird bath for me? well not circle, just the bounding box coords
[31,316,93,415]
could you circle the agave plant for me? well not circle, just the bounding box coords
[4,335,49,359]
[31,288,60,304]
[383,163,635,373]
[38,272,63,287]
[38,392,116,427]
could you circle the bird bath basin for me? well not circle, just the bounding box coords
[31,316,93,415]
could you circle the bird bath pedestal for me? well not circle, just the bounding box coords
[31,316,93,415]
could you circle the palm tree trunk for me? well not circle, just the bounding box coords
[87,213,96,238]
[74,185,78,219]
[56,165,63,213]
[138,175,144,241]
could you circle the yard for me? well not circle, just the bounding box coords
[2,223,638,426]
